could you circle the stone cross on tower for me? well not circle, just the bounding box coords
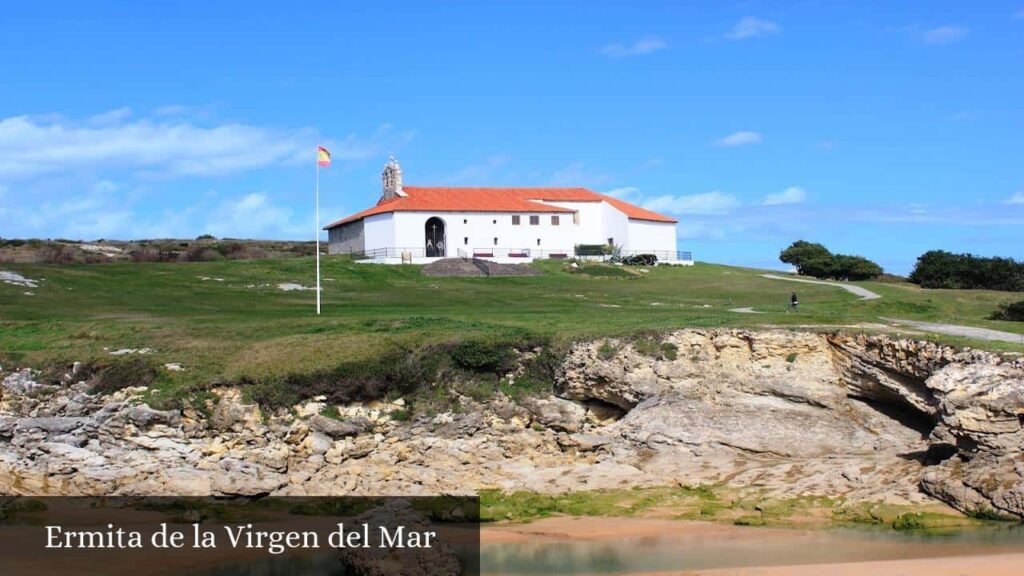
[381,156,404,201]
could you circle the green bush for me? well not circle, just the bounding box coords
[991,300,1024,322]
[597,342,617,360]
[450,340,517,373]
[910,250,1024,291]
[89,358,157,395]
[245,350,427,410]
[575,244,611,256]
[779,240,883,280]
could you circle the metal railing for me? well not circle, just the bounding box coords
[472,247,535,259]
[344,246,689,262]
[348,247,427,260]
[618,250,693,262]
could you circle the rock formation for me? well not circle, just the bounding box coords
[1,330,1022,520]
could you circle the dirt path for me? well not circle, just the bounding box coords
[880,317,1024,344]
[760,273,1024,344]
[760,274,881,300]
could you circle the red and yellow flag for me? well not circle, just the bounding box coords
[316,145,331,167]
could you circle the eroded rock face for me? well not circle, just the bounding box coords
[559,330,1024,518]
[0,330,1021,519]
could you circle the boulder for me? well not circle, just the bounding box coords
[520,396,586,433]
[308,414,363,439]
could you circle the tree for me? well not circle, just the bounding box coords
[909,250,1024,291]
[779,240,883,281]
[779,241,832,275]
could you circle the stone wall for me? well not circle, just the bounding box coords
[328,220,365,254]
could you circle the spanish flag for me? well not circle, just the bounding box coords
[316,145,331,167]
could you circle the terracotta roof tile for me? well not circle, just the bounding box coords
[324,186,676,228]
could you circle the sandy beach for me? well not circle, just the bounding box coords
[481,516,1024,576]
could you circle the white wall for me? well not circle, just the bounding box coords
[360,208,678,258]
[363,213,396,250]
[626,220,677,254]
[541,201,605,245]
[600,202,631,250]
[390,211,577,257]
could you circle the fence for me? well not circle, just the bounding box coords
[347,246,691,262]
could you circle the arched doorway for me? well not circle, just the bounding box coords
[425,217,446,257]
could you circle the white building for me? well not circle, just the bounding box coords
[324,158,690,264]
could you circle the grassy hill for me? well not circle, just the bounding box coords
[2,257,1021,407]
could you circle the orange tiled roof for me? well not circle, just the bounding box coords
[324,186,676,228]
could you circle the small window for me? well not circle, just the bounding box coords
[493,237,498,245]
[512,215,521,225]
[573,212,580,225]
[536,238,541,246]
[464,237,468,245]
[529,215,540,225]
[607,237,614,246]
[493,219,497,224]
[551,215,560,226]
[463,219,468,224]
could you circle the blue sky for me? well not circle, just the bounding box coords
[1,1,1022,274]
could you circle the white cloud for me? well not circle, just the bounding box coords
[548,162,611,187]
[442,155,511,184]
[204,192,304,239]
[1005,191,1024,205]
[605,186,640,200]
[154,104,189,116]
[0,113,410,181]
[724,17,781,40]
[763,186,807,206]
[642,191,741,215]
[1013,9,1024,19]
[714,131,762,147]
[88,107,132,126]
[919,25,968,45]
[600,36,668,58]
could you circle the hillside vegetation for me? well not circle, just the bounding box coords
[2,257,1022,408]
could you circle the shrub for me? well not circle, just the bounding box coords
[246,350,427,410]
[633,338,678,360]
[89,358,157,395]
[909,250,1024,291]
[575,244,611,256]
[991,300,1024,322]
[180,245,224,262]
[779,241,831,275]
[597,342,617,360]
[450,340,517,373]
[779,240,883,281]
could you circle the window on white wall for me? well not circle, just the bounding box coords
[493,237,498,245]
[463,219,468,224]
[512,215,521,225]
[551,215,560,226]
[529,215,540,225]
[573,212,580,225]
[464,237,468,245]
[536,239,541,246]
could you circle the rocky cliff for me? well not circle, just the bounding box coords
[1,330,1021,520]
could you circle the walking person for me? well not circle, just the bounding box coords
[789,292,799,313]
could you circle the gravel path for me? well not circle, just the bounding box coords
[760,273,1023,344]
[761,274,881,300]
[880,317,1024,344]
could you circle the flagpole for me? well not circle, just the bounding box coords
[315,149,322,315]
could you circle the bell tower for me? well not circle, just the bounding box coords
[381,156,406,202]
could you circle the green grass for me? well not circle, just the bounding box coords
[1,258,1022,402]
[478,486,981,530]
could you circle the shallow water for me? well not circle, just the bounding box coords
[190,523,1024,575]
[481,523,1024,575]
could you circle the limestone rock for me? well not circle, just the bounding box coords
[520,396,586,433]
